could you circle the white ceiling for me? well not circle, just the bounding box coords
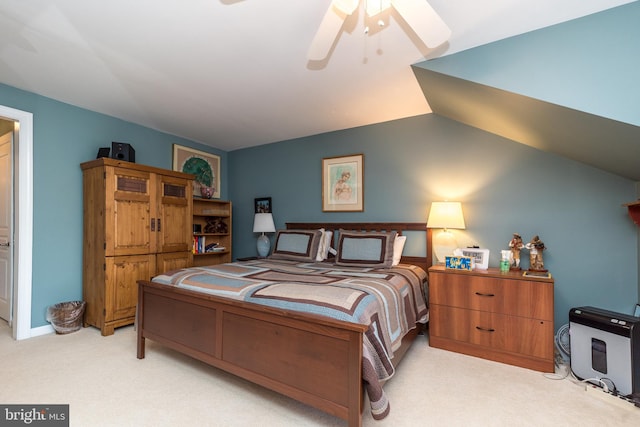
[0,0,635,151]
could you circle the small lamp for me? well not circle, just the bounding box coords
[427,201,466,263]
[253,213,276,257]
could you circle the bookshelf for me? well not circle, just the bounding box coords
[192,199,232,266]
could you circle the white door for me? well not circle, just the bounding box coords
[0,131,13,322]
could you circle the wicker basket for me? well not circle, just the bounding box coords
[46,301,86,334]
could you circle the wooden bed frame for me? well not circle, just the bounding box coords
[137,222,432,426]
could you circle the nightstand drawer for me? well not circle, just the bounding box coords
[429,271,553,320]
[430,305,554,360]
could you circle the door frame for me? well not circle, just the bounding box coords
[0,105,33,340]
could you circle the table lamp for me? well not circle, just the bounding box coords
[427,201,466,263]
[253,213,276,257]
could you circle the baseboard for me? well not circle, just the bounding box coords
[30,324,54,337]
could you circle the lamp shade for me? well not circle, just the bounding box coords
[253,213,275,233]
[427,202,465,230]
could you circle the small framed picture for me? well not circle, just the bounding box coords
[255,197,272,213]
[460,248,490,270]
[634,304,640,318]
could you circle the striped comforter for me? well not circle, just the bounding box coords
[152,258,428,420]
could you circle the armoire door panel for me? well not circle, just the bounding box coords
[105,255,155,322]
[105,167,154,256]
[156,251,193,275]
[112,199,152,255]
[157,175,192,253]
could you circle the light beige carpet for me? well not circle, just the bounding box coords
[2,322,639,426]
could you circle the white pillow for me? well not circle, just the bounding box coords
[315,229,334,261]
[392,235,407,266]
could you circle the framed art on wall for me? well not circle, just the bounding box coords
[255,197,272,213]
[322,154,364,212]
[173,144,221,199]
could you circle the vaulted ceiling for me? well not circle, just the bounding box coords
[413,1,640,181]
[0,0,636,155]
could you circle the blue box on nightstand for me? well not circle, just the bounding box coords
[445,256,472,271]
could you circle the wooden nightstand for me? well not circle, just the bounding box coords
[428,265,555,372]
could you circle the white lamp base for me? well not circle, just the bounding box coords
[433,230,458,263]
[256,233,271,257]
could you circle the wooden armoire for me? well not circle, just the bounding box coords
[81,158,193,335]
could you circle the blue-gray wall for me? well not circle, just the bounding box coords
[1,83,227,328]
[229,114,638,330]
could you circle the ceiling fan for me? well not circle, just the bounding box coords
[308,0,451,61]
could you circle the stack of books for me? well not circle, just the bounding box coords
[192,237,226,254]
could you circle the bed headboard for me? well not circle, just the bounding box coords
[285,222,433,272]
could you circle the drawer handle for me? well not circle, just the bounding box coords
[475,292,495,297]
[475,326,495,332]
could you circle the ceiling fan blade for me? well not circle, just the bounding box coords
[307,3,354,61]
[332,0,359,15]
[391,0,451,48]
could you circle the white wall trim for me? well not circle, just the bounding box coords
[0,105,33,340]
[30,324,54,337]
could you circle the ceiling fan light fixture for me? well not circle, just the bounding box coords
[309,0,451,61]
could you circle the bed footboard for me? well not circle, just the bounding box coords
[137,280,367,426]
